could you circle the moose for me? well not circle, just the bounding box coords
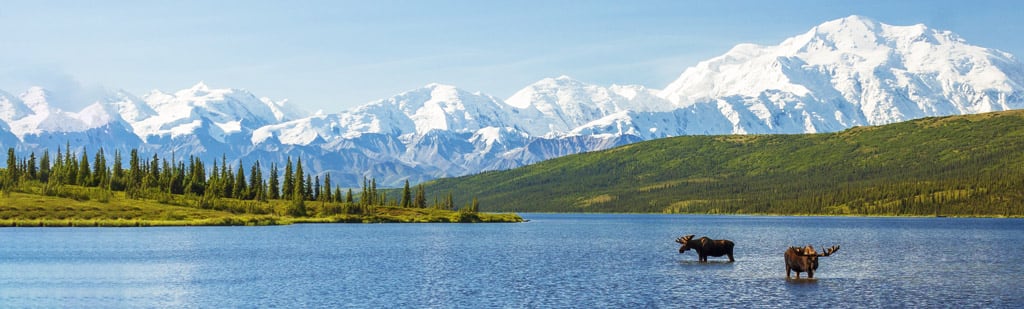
[784,244,840,279]
[675,234,735,262]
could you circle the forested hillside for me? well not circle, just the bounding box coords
[424,110,1024,216]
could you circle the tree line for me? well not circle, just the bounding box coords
[1,143,478,216]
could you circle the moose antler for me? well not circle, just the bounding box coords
[675,234,694,244]
[817,245,840,257]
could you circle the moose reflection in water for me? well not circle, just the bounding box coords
[784,245,840,279]
[675,234,735,262]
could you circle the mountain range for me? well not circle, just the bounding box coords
[1,15,1022,187]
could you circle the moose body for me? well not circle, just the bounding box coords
[784,245,839,279]
[675,235,735,262]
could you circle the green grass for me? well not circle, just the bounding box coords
[423,110,1024,217]
[0,186,522,227]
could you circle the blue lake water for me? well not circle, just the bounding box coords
[1,214,1022,307]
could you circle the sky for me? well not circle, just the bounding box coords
[1,0,1022,114]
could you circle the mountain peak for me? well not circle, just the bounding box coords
[818,15,881,32]
[422,82,460,94]
[191,81,210,91]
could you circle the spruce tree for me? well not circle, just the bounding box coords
[220,156,232,198]
[294,158,304,201]
[401,180,412,208]
[268,162,280,199]
[249,161,263,201]
[322,173,332,202]
[26,152,37,180]
[415,184,426,208]
[147,154,160,189]
[77,148,91,186]
[283,157,294,200]
[305,174,313,201]
[171,161,185,194]
[127,149,141,195]
[208,161,221,198]
[39,150,50,183]
[233,161,247,199]
[313,175,321,201]
[93,148,107,188]
[65,145,77,186]
[111,150,123,190]
[5,148,17,186]
[370,178,377,205]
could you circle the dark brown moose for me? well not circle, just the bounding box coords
[784,245,840,279]
[675,234,735,262]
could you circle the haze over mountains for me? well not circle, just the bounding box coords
[1,15,1022,187]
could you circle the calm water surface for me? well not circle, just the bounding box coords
[1,214,1022,307]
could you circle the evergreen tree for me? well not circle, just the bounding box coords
[170,161,185,194]
[159,159,172,192]
[77,148,91,186]
[187,156,206,195]
[127,149,142,195]
[294,158,305,200]
[305,174,313,201]
[415,184,426,208]
[370,178,378,205]
[147,153,160,189]
[5,148,17,186]
[360,177,369,206]
[401,180,412,208]
[283,157,294,200]
[233,161,247,199]
[221,156,234,198]
[26,152,37,180]
[346,188,354,203]
[93,148,107,188]
[39,150,50,183]
[322,173,332,202]
[54,148,64,184]
[64,143,77,185]
[268,162,280,200]
[111,150,123,190]
[334,186,342,203]
[249,160,263,201]
[313,175,321,201]
[208,161,221,198]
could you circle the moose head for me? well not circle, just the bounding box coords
[675,235,696,253]
[675,234,735,262]
[784,244,839,279]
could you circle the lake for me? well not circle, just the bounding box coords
[1,214,1022,307]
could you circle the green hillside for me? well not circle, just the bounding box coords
[424,110,1024,216]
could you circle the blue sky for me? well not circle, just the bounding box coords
[1,0,1022,113]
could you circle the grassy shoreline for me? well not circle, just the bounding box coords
[0,189,523,227]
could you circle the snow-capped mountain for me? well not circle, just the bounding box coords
[1,15,1022,187]
[658,15,1023,133]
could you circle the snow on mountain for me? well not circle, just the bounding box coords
[505,75,668,136]
[253,83,512,146]
[133,82,302,142]
[660,15,1024,133]
[0,89,32,123]
[4,15,1024,187]
[107,90,156,122]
